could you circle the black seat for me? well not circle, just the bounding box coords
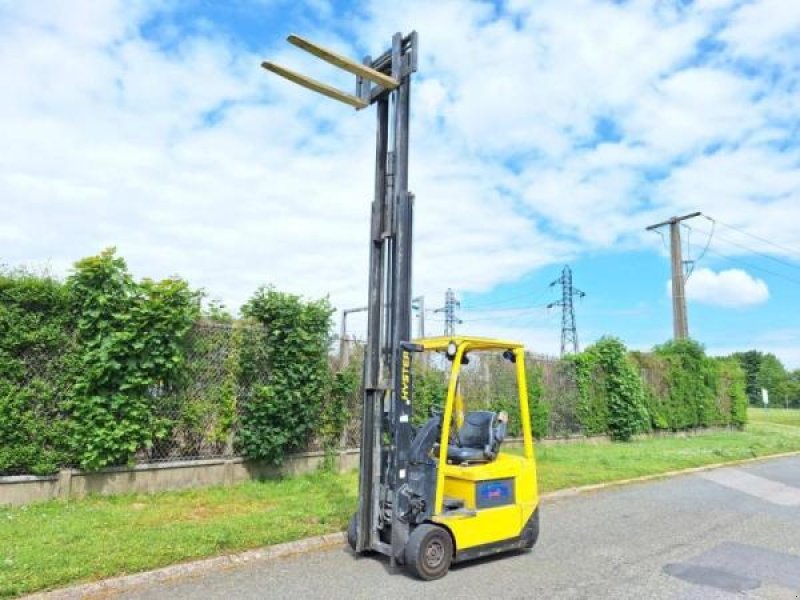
[447,410,507,464]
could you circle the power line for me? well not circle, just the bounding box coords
[461,300,552,314]
[459,305,552,322]
[701,247,800,287]
[460,294,531,310]
[708,215,800,258]
[506,307,561,329]
[689,224,800,273]
[694,219,715,264]
[683,222,800,285]
[461,284,554,312]
[681,218,715,279]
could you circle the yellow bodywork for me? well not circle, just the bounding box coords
[415,336,539,555]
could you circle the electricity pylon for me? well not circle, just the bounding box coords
[548,265,585,356]
[434,288,462,336]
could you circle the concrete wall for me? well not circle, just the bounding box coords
[0,449,364,507]
[0,430,727,507]
[0,442,523,507]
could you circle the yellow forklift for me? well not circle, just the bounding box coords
[348,336,540,579]
[263,32,540,580]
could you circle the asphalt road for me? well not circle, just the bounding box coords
[121,456,800,600]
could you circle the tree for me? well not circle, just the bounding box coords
[756,353,789,408]
[733,350,763,405]
[788,370,800,409]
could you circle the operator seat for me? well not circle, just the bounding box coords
[447,410,507,464]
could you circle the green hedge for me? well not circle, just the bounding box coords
[66,250,201,470]
[236,287,335,463]
[569,338,649,441]
[0,269,76,475]
[0,251,346,474]
[574,338,748,440]
[0,249,752,474]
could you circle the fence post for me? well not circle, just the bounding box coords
[223,459,234,487]
[56,468,73,500]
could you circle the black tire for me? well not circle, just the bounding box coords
[347,513,358,552]
[521,507,540,550]
[405,524,453,581]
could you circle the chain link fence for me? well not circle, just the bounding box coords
[2,321,272,472]
[5,326,600,476]
[340,339,583,439]
[531,356,583,437]
[143,321,269,462]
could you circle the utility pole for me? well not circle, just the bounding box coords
[434,288,462,336]
[547,265,585,356]
[646,212,701,341]
[412,295,424,338]
[339,306,368,365]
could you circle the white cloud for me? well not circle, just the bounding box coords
[669,268,770,307]
[0,0,798,356]
[720,0,800,60]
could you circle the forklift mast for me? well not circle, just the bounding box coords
[260,32,420,562]
[358,32,419,561]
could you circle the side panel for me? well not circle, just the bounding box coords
[475,478,515,509]
[442,476,476,509]
[435,505,522,549]
[435,454,539,552]
[516,458,539,528]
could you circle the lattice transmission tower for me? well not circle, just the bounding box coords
[547,265,585,356]
[434,288,462,336]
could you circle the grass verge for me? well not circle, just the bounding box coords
[534,420,800,491]
[3,412,800,597]
[748,407,800,428]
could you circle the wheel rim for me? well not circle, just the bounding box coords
[424,539,445,570]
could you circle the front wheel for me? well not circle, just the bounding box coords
[405,524,453,581]
[346,513,357,552]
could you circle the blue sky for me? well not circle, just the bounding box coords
[1,0,799,365]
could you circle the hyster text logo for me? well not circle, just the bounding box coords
[401,352,411,403]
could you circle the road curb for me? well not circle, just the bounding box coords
[23,450,800,599]
[23,532,346,600]
[539,449,800,503]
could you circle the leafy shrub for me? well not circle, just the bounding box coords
[237,287,333,464]
[411,363,448,427]
[66,249,200,470]
[0,269,76,474]
[717,357,748,428]
[653,339,723,430]
[593,338,649,441]
[319,361,360,455]
[568,352,609,436]
[525,363,550,440]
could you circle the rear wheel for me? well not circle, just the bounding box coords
[521,507,540,549]
[346,513,357,552]
[405,524,453,581]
